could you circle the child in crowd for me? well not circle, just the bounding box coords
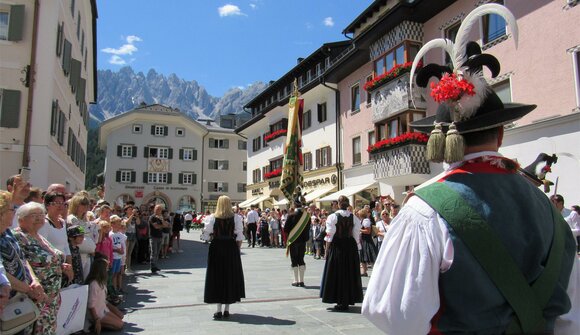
[95,220,113,264]
[109,215,126,296]
[119,221,128,289]
[86,254,124,334]
[67,225,86,285]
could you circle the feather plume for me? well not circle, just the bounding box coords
[454,3,518,68]
[410,38,455,106]
[455,71,489,120]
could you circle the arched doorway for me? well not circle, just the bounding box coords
[142,191,171,212]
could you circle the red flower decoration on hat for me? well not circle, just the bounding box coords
[430,73,475,103]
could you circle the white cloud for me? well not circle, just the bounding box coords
[249,4,256,9]
[323,17,334,27]
[218,4,246,17]
[109,55,126,65]
[102,34,142,65]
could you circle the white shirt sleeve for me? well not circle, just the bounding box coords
[353,214,362,250]
[234,214,244,241]
[201,215,215,241]
[565,212,580,238]
[324,213,337,242]
[362,196,453,334]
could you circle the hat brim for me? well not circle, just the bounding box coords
[410,103,536,134]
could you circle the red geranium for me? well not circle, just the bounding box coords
[364,61,422,92]
[264,129,288,142]
[430,73,475,103]
[264,168,282,179]
[367,132,429,153]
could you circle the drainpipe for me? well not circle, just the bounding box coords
[200,129,209,213]
[320,77,342,191]
[22,0,40,168]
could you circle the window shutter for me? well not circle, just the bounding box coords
[132,146,137,157]
[131,171,136,183]
[76,78,86,104]
[223,183,228,192]
[150,125,155,135]
[56,22,64,57]
[50,100,58,135]
[223,139,229,148]
[0,89,21,128]
[326,147,332,166]
[193,149,197,160]
[117,145,122,157]
[179,149,184,160]
[178,173,183,184]
[193,173,197,185]
[116,171,121,182]
[164,126,168,136]
[317,104,322,122]
[209,139,215,148]
[168,148,173,159]
[316,149,321,168]
[167,173,172,184]
[8,5,24,41]
[57,111,65,145]
[208,160,213,169]
[143,146,149,157]
[143,172,148,183]
[69,59,81,92]
[223,161,229,170]
[62,39,72,75]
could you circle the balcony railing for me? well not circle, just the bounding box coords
[370,143,430,186]
[370,72,426,124]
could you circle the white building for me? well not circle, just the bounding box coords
[0,0,97,191]
[98,104,247,213]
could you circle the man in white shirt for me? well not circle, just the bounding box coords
[245,205,260,248]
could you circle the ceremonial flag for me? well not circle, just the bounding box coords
[279,93,305,202]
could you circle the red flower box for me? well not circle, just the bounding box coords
[264,129,288,142]
[264,168,282,179]
[367,132,429,154]
[364,61,423,92]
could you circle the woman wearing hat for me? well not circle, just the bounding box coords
[201,195,245,319]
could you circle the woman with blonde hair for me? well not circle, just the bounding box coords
[201,195,245,320]
[68,192,97,279]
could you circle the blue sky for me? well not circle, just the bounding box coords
[97,1,372,97]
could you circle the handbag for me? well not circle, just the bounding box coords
[0,293,40,335]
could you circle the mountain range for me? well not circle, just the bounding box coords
[89,66,267,128]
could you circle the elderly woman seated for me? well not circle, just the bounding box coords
[13,201,73,335]
[0,190,47,334]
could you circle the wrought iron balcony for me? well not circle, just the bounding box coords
[370,143,431,186]
[370,72,426,124]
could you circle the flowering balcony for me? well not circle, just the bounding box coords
[369,133,431,186]
[264,129,287,143]
[368,68,427,124]
[264,168,282,180]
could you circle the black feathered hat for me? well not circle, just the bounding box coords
[408,4,536,163]
[519,153,558,193]
[293,186,307,208]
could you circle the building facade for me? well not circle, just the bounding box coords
[0,0,97,191]
[99,104,247,213]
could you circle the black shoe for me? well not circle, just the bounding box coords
[151,267,160,273]
[298,282,305,287]
[223,311,230,318]
[333,304,348,311]
[291,282,299,287]
[213,312,222,320]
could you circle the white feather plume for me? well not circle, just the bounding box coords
[410,38,455,105]
[455,71,489,120]
[453,3,518,68]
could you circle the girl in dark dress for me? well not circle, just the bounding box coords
[201,195,245,319]
[320,195,364,311]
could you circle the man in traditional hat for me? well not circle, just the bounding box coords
[283,187,311,287]
[362,4,578,334]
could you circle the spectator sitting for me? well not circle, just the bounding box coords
[86,254,124,334]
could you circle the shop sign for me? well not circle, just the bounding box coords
[251,188,264,195]
[304,174,338,188]
[135,190,143,198]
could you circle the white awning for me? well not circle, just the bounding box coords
[273,198,289,206]
[305,186,336,202]
[238,194,270,208]
[319,182,378,202]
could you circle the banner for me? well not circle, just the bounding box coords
[56,284,88,335]
[279,95,305,202]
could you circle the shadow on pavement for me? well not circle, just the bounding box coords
[218,313,296,325]
[325,306,362,314]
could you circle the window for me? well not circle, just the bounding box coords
[238,140,247,150]
[208,160,229,170]
[76,12,81,39]
[252,137,261,152]
[262,166,270,179]
[70,0,75,16]
[55,22,64,57]
[132,124,142,133]
[303,110,312,130]
[351,84,361,113]
[147,172,169,184]
[388,119,399,139]
[353,137,361,165]
[316,146,332,168]
[317,103,327,123]
[175,128,185,136]
[493,80,512,103]
[237,183,246,193]
[180,148,197,160]
[57,110,66,145]
[575,51,580,106]
[303,152,313,171]
[270,157,283,172]
[368,130,376,148]
[0,89,21,128]
[208,182,228,192]
[80,30,84,52]
[181,173,196,185]
[0,5,24,41]
[366,75,373,105]
[482,0,506,45]
[270,118,288,133]
[117,170,134,183]
[152,125,166,136]
[374,41,420,75]
[375,111,425,140]
[147,147,170,159]
[242,161,247,171]
[252,168,261,183]
[445,21,461,64]
[209,138,229,149]
[119,145,134,158]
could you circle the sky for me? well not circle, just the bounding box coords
[97,1,372,97]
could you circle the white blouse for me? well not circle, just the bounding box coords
[324,209,361,250]
[201,215,244,242]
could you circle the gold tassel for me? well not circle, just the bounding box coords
[426,123,445,162]
[444,123,465,163]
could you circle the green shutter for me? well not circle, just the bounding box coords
[209,139,215,148]
[193,149,197,160]
[50,100,58,135]
[62,39,71,75]
[131,171,136,183]
[0,89,21,128]
[56,22,63,57]
[143,172,148,183]
[8,5,24,42]
[116,171,121,182]
[224,139,229,148]
[167,173,172,184]
[132,146,137,157]
[178,173,183,184]
[76,78,85,104]
[193,173,197,185]
[223,161,229,170]
[150,125,155,135]
[143,146,149,157]
[168,148,173,159]
[164,126,168,136]
[69,59,81,92]
[117,145,122,157]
